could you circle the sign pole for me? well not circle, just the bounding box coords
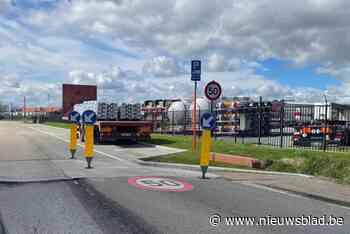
[191,60,201,153]
[192,81,197,152]
[211,100,216,163]
[203,80,222,171]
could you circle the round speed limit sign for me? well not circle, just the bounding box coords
[128,176,193,192]
[204,80,222,101]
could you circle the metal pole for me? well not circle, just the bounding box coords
[192,81,197,152]
[211,100,215,162]
[183,108,187,134]
[323,95,328,152]
[258,96,262,145]
[23,96,26,122]
[280,99,285,148]
[172,110,175,136]
[9,103,12,120]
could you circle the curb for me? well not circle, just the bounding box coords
[258,183,350,208]
[0,177,78,184]
[135,160,314,178]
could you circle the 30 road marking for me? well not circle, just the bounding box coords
[27,126,128,163]
[128,176,193,192]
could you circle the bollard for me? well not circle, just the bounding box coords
[200,129,212,179]
[84,125,94,169]
[69,124,78,159]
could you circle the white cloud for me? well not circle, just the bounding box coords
[1,0,350,105]
[0,0,12,12]
[143,56,183,77]
[1,74,20,88]
[23,0,350,66]
[207,54,265,72]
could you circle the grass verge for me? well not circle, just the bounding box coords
[44,121,70,129]
[144,134,350,184]
[42,123,350,183]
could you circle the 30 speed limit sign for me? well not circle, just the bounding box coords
[204,80,222,101]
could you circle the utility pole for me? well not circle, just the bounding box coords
[8,103,12,120]
[23,96,26,122]
[48,94,50,109]
[192,81,197,152]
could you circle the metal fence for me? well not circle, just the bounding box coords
[147,101,350,152]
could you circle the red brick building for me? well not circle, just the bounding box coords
[62,84,97,117]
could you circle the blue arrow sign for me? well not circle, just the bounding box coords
[200,112,216,130]
[69,111,80,124]
[82,110,97,125]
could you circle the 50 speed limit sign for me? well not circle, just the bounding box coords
[204,80,222,101]
[128,176,193,192]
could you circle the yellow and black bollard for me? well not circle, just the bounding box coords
[199,112,215,179]
[200,129,212,179]
[68,111,81,159]
[69,124,78,159]
[84,124,94,169]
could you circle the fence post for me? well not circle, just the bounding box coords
[172,110,175,136]
[183,109,187,135]
[323,102,328,152]
[280,100,285,148]
[152,110,155,133]
[160,111,163,134]
[258,96,262,145]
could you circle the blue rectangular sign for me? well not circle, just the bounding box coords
[191,60,201,81]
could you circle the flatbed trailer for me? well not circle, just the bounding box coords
[80,120,153,143]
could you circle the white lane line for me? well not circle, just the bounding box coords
[28,126,128,163]
[241,182,350,211]
[241,182,305,199]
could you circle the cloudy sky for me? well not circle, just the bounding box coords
[1,0,350,107]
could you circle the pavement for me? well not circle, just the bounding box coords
[0,121,349,234]
[219,172,350,207]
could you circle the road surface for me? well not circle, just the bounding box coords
[0,121,349,234]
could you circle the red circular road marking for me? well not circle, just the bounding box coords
[128,176,193,192]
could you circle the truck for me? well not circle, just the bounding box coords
[79,120,153,144]
[74,101,153,143]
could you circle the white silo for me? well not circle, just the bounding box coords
[189,98,211,120]
[167,101,188,125]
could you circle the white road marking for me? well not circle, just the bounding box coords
[241,182,350,211]
[28,126,129,163]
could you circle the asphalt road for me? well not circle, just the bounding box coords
[0,121,349,234]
